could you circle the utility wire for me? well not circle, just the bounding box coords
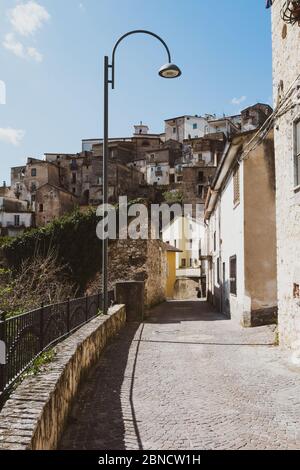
[239,73,300,162]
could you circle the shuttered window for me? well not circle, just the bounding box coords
[233,165,240,205]
[230,255,237,295]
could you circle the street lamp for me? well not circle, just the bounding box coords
[102,30,182,314]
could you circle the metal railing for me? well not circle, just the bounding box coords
[0,290,114,400]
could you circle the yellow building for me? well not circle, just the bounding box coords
[165,244,182,299]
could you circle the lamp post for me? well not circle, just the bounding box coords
[102,30,182,314]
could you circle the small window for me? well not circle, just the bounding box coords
[39,204,44,213]
[173,127,176,134]
[193,123,198,130]
[217,257,220,284]
[14,215,20,226]
[230,255,237,295]
[31,168,37,177]
[233,165,240,205]
[181,258,186,268]
[31,183,36,192]
[189,259,193,267]
[189,239,193,250]
[294,120,300,187]
[198,171,204,182]
[198,185,204,197]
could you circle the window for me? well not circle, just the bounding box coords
[14,215,20,227]
[39,204,44,213]
[173,127,176,134]
[294,120,300,187]
[189,259,193,267]
[189,239,193,250]
[198,171,204,182]
[217,257,220,284]
[233,165,240,205]
[31,168,37,177]
[181,258,186,268]
[198,153,203,162]
[72,173,77,184]
[31,183,36,192]
[198,185,204,197]
[193,123,198,130]
[230,255,237,295]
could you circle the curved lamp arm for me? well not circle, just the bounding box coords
[110,30,172,89]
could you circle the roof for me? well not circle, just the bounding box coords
[162,242,182,253]
[205,127,274,220]
[241,103,273,113]
[165,115,204,122]
[36,183,78,198]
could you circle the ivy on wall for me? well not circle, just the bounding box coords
[2,209,102,289]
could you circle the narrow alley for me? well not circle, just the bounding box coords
[59,301,300,450]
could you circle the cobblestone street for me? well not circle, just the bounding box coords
[59,301,300,450]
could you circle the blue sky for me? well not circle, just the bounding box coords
[0,0,272,183]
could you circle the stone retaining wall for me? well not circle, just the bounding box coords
[0,305,126,450]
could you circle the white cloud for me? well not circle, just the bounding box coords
[8,1,50,37]
[3,33,43,62]
[27,46,43,62]
[231,96,247,106]
[0,128,25,146]
[3,33,25,59]
[0,80,6,105]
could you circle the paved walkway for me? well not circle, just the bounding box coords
[59,301,300,450]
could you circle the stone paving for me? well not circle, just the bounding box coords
[59,301,300,450]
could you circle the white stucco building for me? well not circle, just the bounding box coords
[271,0,300,351]
[0,197,33,237]
[164,114,242,143]
[205,129,277,327]
[162,215,205,278]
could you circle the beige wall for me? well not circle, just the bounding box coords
[243,130,278,321]
[36,185,77,226]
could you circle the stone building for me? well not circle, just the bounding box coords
[144,140,182,186]
[0,197,33,236]
[205,128,277,327]
[35,184,78,227]
[271,0,300,350]
[88,238,169,309]
[9,158,60,207]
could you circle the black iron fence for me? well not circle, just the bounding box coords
[0,291,114,400]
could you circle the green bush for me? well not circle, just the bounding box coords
[2,209,102,290]
[162,189,184,204]
[0,236,13,247]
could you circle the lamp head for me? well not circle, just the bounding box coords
[158,63,182,79]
